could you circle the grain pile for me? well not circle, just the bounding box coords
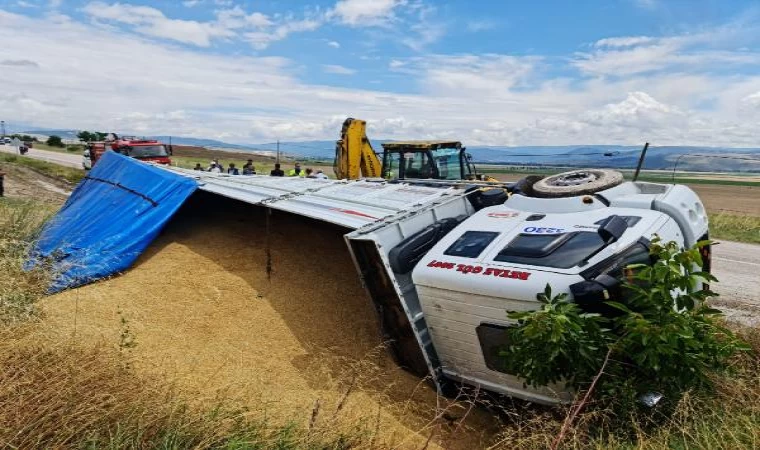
[39,192,501,449]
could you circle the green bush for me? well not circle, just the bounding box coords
[500,237,748,411]
[46,135,64,147]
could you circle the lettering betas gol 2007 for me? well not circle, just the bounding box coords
[426,260,531,280]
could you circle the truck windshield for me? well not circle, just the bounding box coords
[123,145,167,158]
[430,148,461,180]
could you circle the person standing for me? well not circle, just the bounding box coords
[207,160,222,173]
[288,162,305,177]
[193,163,203,171]
[270,163,285,176]
[305,168,315,178]
[242,159,256,174]
[314,169,329,180]
[227,163,240,175]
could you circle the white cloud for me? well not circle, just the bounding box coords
[400,3,444,51]
[397,54,540,95]
[594,36,655,48]
[2,8,760,147]
[328,0,444,50]
[322,64,356,75]
[83,2,309,49]
[48,0,61,8]
[1,58,39,67]
[466,20,496,32]
[81,1,441,51]
[214,6,272,29]
[741,91,760,108]
[16,1,36,8]
[575,29,760,76]
[244,17,321,49]
[83,2,234,46]
[331,0,404,26]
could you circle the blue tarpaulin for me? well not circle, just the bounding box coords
[26,151,198,292]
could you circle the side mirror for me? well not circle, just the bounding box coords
[597,215,628,243]
[466,153,473,161]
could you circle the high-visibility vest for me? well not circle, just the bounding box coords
[288,168,305,177]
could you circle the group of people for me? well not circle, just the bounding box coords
[194,159,328,179]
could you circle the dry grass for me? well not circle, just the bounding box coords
[0,199,56,324]
[485,326,760,450]
[710,213,760,244]
[0,326,376,449]
[0,153,84,184]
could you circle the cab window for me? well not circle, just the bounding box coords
[583,242,651,283]
[444,231,499,258]
[430,148,461,180]
[495,232,607,269]
[402,152,434,178]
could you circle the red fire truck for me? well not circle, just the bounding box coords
[83,134,172,169]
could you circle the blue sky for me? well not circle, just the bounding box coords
[1,0,760,145]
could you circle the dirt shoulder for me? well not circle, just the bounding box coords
[690,184,760,216]
[172,145,279,163]
[0,162,71,204]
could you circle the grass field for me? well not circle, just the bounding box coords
[170,145,334,176]
[1,153,84,184]
[481,166,760,186]
[710,213,760,244]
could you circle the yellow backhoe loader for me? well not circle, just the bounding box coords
[334,118,498,182]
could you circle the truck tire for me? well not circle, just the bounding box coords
[511,175,544,197]
[466,187,508,211]
[532,169,623,198]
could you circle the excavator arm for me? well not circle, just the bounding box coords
[334,118,382,179]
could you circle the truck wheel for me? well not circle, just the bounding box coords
[532,169,623,198]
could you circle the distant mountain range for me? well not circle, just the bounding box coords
[21,128,760,172]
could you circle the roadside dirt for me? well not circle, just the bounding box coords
[173,145,278,163]
[689,184,760,216]
[0,162,71,203]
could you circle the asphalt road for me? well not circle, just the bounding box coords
[0,144,82,169]
[710,240,760,327]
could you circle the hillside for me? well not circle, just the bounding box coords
[21,128,760,172]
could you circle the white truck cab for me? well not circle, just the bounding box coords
[346,174,708,403]
[411,182,706,402]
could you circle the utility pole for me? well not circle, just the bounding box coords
[276,139,280,164]
[0,121,6,138]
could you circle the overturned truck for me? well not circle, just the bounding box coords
[29,152,709,404]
